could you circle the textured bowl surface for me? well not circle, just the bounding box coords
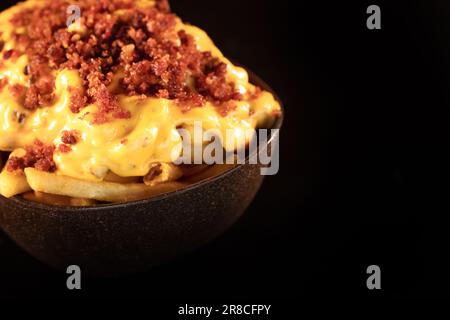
[0,71,283,276]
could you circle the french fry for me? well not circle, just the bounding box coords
[23,191,97,207]
[0,149,31,198]
[143,163,183,187]
[0,168,31,198]
[104,171,140,184]
[25,168,186,202]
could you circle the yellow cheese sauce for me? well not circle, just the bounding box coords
[0,0,281,182]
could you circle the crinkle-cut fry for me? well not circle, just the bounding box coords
[143,163,183,187]
[23,191,97,207]
[0,149,31,198]
[25,168,187,203]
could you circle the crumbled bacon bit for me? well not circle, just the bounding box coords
[58,144,72,153]
[217,101,238,117]
[7,140,56,172]
[61,130,80,145]
[0,77,8,91]
[0,40,4,52]
[68,86,88,113]
[90,83,131,124]
[249,86,263,100]
[178,92,206,113]
[9,84,26,97]
[10,0,242,121]
[24,75,55,110]
[155,0,171,13]
[196,61,242,103]
[6,157,25,172]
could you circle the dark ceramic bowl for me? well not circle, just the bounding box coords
[0,71,284,276]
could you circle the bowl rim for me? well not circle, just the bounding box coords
[3,68,285,211]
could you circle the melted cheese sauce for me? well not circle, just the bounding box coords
[0,0,281,181]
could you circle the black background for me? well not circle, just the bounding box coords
[0,0,446,303]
